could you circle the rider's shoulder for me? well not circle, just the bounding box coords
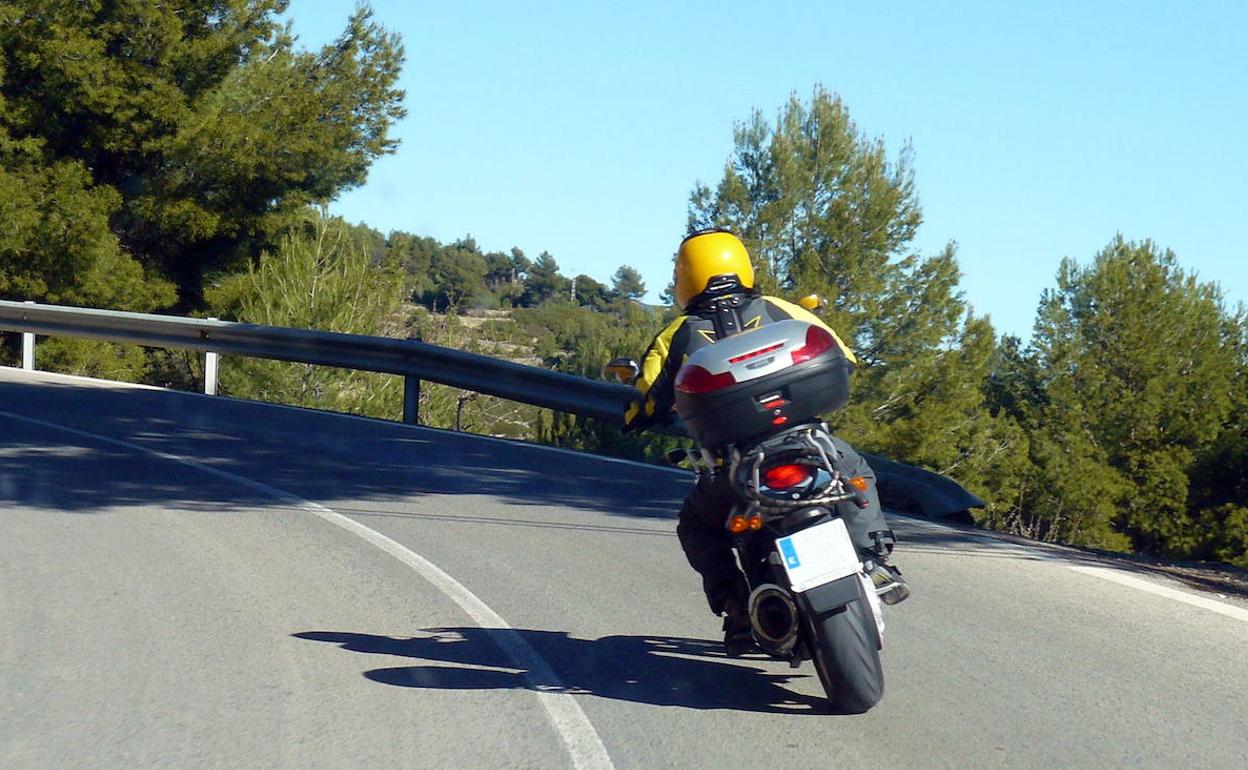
[651,313,692,349]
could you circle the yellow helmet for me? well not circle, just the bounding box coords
[674,229,755,308]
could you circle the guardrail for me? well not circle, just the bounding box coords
[0,299,985,517]
[0,300,633,424]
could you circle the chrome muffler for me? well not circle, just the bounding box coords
[748,583,800,655]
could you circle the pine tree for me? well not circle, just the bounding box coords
[427,237,488,309]
[574,275,612,310]
[0,1,405,308]
[1026,238,1240,554]
[688,86,922,341]
[611,265,647,301]
[204,213,405,418]
[688,86,1024,510]
[521,251,567,306]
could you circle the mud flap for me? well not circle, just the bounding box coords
[796,574,861,620]
[797,574,884,650]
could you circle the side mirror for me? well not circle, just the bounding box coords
[664,447,696,467]
[798,294,826,312]
[603,357,641,385]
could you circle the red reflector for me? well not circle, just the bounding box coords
[675,364,736,394]
[772,416,788,425]
[728,342,785,364]
[763,464,810,489]
[791,325,835,365]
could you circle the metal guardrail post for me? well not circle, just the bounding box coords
[402,332,422,425]
[21,301,35,370]
[204,318,219,395]
[403,375,420,425]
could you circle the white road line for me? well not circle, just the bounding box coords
[1068,566,1248,624]
[0,409,614,770]
[898,515,1248,623]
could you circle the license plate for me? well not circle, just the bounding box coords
[776,518,862,592]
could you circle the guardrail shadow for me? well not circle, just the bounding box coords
[294,627,835,715]
[0,376,688,519]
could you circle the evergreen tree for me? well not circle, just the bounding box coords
[688,85,921,340]
[1026,238,1241,554]
[573,274,612,310]
[521,251,567,306]
[483,250,514,292]
[0,49,175,311]
[388,231,441,299]
[204,213,405,417]
[505,247,531,306]
[687,86,1024,513]
[426,236,487,309]
[0,1,405,308]
[984,335,1047,430]
[659,280,680,308]
[611,265,647,301]
[1198,309,1248,566]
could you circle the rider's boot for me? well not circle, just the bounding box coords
[863,554,910,606]
[720,596,756,657]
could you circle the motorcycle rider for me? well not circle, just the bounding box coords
[624,229,909,656]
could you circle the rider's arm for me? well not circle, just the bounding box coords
[624,314,688,430]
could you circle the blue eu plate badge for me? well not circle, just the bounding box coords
[779,538,801,569]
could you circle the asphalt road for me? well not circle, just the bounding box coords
[2,367,1246,769]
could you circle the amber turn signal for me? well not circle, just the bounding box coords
[848,476,869,492]
[748,515,764,531]
[728,515,749,534]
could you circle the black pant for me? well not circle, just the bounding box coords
[676,436,894,614]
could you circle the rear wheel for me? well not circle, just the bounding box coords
[807,577,884,713]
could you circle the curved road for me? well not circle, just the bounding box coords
[2,367,1245,769]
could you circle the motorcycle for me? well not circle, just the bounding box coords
[607,317,887,713]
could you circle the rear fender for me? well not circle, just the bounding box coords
[796,574,861,620]
[797,574,885,649]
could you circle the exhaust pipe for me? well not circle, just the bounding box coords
[748,583,800,655]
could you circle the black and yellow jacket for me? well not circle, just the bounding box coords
[624,292,856,429]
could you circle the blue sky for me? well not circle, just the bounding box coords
[288,1,1246,340]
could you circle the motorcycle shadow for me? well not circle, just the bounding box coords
[295,627,835,714]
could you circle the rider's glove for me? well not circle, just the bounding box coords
[622,397,649,434]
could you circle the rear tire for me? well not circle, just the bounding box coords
[807,578,884,713]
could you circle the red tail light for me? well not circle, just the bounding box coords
[728,342,785,364]
[763,464,811,489]
[675,365,736,394]
[791,325,835,365]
